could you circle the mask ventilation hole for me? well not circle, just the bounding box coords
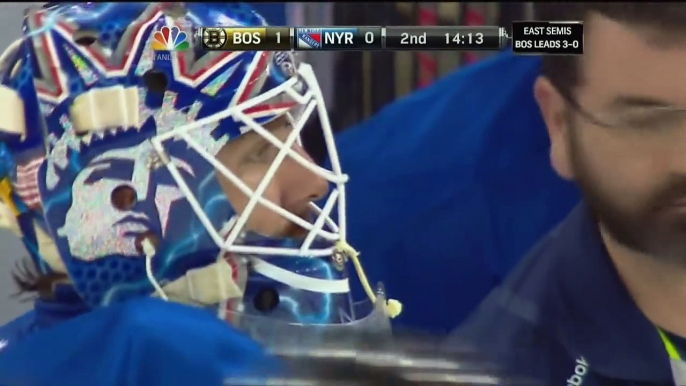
[73,29,99,47]
[111,185,137,211]
[253,286,280,313]
[143,70,168,94]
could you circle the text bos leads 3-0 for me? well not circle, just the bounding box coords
[512,21,583,55]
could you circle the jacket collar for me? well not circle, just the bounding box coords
[548,203,672,383]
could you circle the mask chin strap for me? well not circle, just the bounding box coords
[334,240,403,319]
[142,237,169,301]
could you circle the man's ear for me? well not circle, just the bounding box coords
[534,76,574,181]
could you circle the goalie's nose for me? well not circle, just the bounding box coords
[282,141,329,207]
[214,122,331,239]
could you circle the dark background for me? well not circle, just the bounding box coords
[302,2,530,163]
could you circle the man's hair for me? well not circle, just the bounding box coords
[534,3,686,99]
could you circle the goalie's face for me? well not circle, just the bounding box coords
[216,116,328,239]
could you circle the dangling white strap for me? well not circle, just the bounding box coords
[143,238,168,301]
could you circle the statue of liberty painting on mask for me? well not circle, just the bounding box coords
[0,2,401,346]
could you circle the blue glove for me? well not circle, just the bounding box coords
[0,298,280,386]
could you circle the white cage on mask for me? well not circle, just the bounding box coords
[150,58,349,258]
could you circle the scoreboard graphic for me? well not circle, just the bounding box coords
[195,22,583,55]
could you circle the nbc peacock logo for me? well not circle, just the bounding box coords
[152,26,190,51]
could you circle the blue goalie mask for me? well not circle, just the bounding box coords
[0,2,401,340]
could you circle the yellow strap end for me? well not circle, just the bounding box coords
[385,299,403,319]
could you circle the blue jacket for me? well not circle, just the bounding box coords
[337,50,580,333]
[451,203,683,385]
[0,297,278,386]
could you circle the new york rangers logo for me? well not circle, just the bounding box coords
[296,28,321,50]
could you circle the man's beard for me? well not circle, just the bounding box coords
[568,129,686,266]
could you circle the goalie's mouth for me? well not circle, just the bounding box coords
[219,209,323,244]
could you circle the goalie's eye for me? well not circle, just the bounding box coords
[301,116,326,166]
[249,140,276,163]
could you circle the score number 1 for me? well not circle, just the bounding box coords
[264,27,291,50]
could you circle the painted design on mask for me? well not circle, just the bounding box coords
[52,86,231,261]
[46,115,83,190]
[46,84,230,192]
[63,45,99,86]
[40,102,56,117]
[201,62,240,97]
[274,51,296,78]
[138,88,230,156]
[134,39,154,76]
[56,140,193,261]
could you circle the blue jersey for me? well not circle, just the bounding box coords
[336,50,580,333]
[0,297,278,386]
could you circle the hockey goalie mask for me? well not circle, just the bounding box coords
[0,2,400,336]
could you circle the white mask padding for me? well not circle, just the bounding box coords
[0,84,26,138]
[150,63,348,258]
[0,39,32,141]
[144,236,242,305]
[69,86,140,134]
[153,259,243,305]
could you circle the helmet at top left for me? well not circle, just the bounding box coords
[0,2,279,300]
